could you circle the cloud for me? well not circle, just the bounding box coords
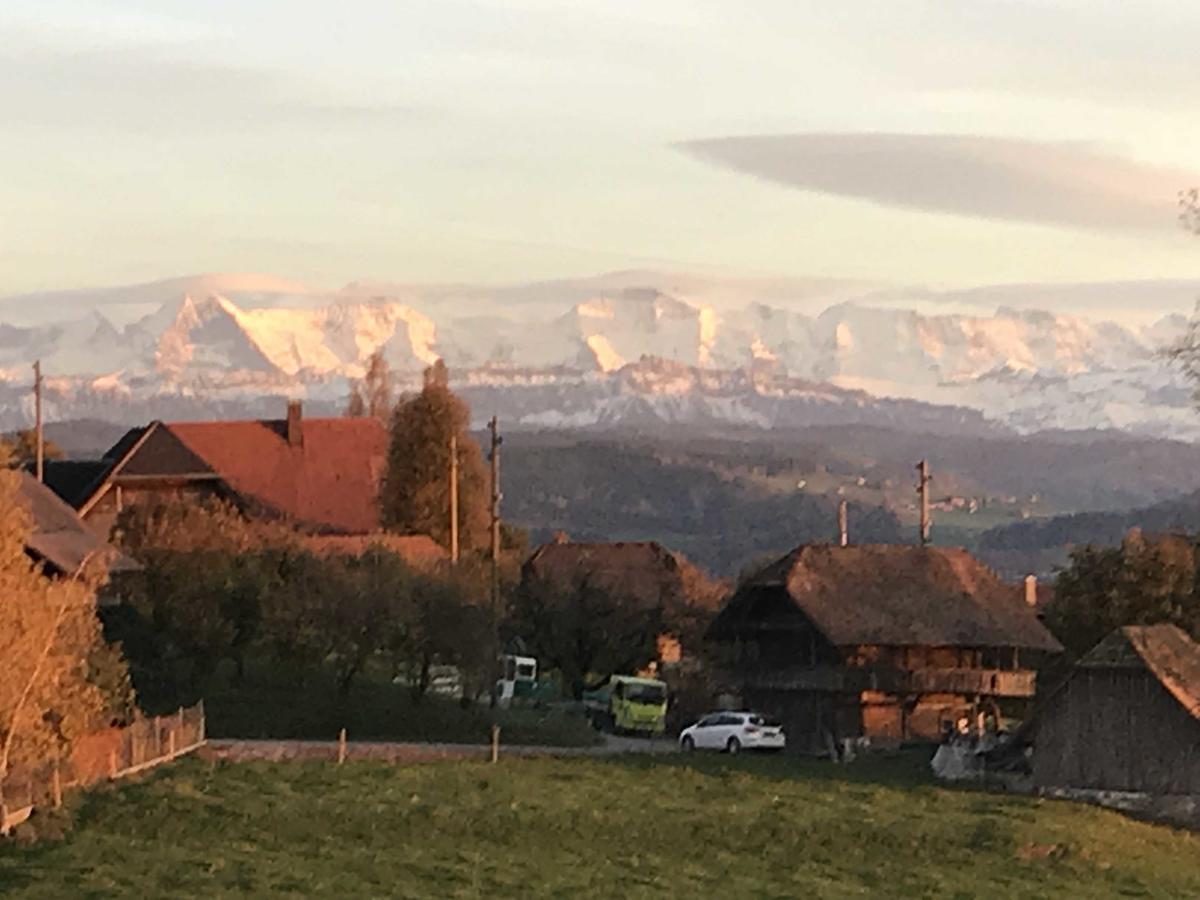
[677,134,1198,231]
[0,40,425,137]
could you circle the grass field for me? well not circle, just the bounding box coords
[3,752,1200,898]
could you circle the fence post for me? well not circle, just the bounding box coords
[108,749,118,780]
[490,725,500,764]
[197,700,206,743]
[176,707,184,749]
[337,728,347,766]
[52,747,62,809]
[155,715,163,762]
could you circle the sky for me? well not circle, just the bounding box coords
[2,0,1199,299]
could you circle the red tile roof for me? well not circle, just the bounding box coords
[164,417,389,534]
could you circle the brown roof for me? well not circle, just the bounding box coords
[88,414,390,535]
[301,533,447,566]
[523,541,723,610]
[711,544,1062,652]
[1079,625,1200,721]
[14,472,139,577]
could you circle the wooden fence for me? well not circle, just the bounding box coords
[1,701,205,834]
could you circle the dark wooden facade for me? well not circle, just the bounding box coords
[1033,626,1200,796]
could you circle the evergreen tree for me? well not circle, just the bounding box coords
[380,361,489,551]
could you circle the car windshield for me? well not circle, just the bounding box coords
[625,683,666,704]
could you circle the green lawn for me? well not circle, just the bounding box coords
[4,753,1199,898]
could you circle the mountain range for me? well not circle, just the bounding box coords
[1,272,1197,438]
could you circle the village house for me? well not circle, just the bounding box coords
[43,402,390,539]
[707,543,1062,752]
[12,471,138,584]
[1032,624,1200,807]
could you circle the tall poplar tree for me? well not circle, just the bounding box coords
[346,350,393,420]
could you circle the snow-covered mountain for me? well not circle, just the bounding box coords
[0,273,1195,438]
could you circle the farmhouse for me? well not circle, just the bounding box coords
[708,544,1062,752]
[13,471,138,581]
[43,402,389,538]
[1033,624,1200,799]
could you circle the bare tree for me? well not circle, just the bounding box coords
[346,351,393,420]
[1162,189,1200,400]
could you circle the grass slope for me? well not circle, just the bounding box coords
[4,753,1199,898]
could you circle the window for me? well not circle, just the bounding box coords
[749,715,782,727]
[625,683,667,705]
[516,663,535,679]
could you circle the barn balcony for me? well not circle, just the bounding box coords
[743,665,1038,698]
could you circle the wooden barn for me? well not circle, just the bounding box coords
[1033,624,1200,798]
[707,544,1062,752]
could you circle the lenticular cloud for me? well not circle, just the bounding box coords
[677,133,1197,231]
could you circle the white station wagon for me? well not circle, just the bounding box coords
[679,711,786,754]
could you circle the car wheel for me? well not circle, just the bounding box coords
[681,736,695,753]
[726,737,741,755]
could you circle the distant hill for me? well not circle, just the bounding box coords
[499,428,1200,576]
[979,492,1200,555]
[28,417,1200,578]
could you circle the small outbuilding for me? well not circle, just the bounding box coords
[1033,624,1200,799]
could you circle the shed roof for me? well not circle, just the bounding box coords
[710,543,1062,652]
[1079,624,1200,721]
[39,460,114,509]
[523,540,722,610]
[14,472,139,576]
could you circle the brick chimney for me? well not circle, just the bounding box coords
[552,531,569,544]
[838,500,848,548]
[1024,574,1037,607]
[286,400,303,448]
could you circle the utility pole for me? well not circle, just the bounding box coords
[916,459,931,547]
[488,416,503,613]
[487,416,503,706]
[32,360,43,483]
[449,433,459,563]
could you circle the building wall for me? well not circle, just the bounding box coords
[1034,668,1200,795]
[747,686,980,751]
[746,687,840,754]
